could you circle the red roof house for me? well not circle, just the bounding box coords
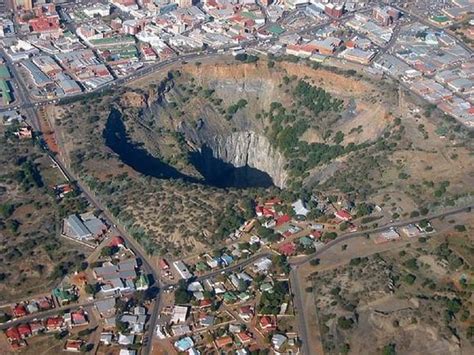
[259,316,277,332]
[215,336,233,348]
[264,198,281,207]
[199,299,212,309]
[236,331,252,344]
[37,297,53,310]
[5,327,21,342]
[29,15,60,33]
[12,304,27,318]
[335,209,352,221]
[278,242,297,256]
[65,339,83,352]
[159,258,170,270]
[262,207,275,218]
[17,324,31,338]
[109,236,125,248]
[276,215,291,227]
[71,310,88,326]
[46,316,64,331]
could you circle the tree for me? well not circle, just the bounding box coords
[337,316,354,329]
[101,245,118,257]
[454,225,466,232]
[382,343,396,355]
[116,320,129,333]
[80,343,94,352]
[403,274,416,285]
[174,287,192,304]
[85,283,100,296]
[310,258,320,266]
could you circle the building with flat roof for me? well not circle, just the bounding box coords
[63,213,107,241]
[173,260,193,280]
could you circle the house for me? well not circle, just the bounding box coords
[118,333,135,346]
[109,235,125,248]
[335,210,352,221]
[375,228,400,244]
[53,286,77,305]
[276,215,291,227]
[63,213,107,241]
[12,304,27,318]
[26,302,39,314]
[173,260,193,280]
[199,299,212,309]
[239,305,254,321]
[36,297,53,310]
[215,336,233,348]
[170,306,189,324]
[29,321,44,335]
[134,306,146,316]
[242,219,256,233]
[292,199,310,217]
[223,291,238,303]
[220,254,234,266]
[271,333,287,350]
[253,257,272,274]
[159,258,170,270]
[14,126,33,139]
[187,281,204,293]
[236,331,252,344]
[199,314,215,327]
[64,339,83,352]
[299,236,314,249]
[259,316,276,332]
[279,242,297,256]
[93,259,137,281]
[95,298,116,318]
[260,283,273,293]
[17,324,32,339]
[100,332,113,345]
[205,255,220,269]
[71,309,88,326]
[401,224,421,238]
[5,327,21,342]
[172,324,190,337]
[46,316,64,331]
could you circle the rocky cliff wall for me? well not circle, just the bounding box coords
[203,131,288,188]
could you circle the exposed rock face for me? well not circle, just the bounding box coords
[203,131,288,188]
